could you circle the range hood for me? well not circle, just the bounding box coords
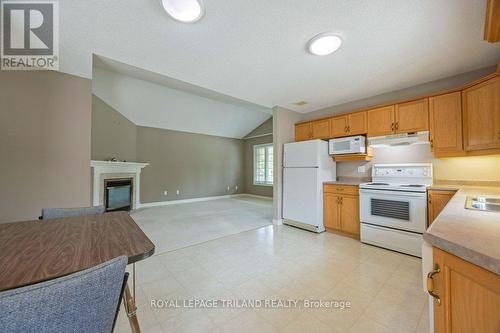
[368,131,430,147]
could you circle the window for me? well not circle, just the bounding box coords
[253,143,273,186]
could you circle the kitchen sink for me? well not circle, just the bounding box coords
[465,196,500,212]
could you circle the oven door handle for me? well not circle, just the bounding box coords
[359,189,426,197]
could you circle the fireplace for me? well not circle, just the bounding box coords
[104,178,133,212]
[91,161,149,210]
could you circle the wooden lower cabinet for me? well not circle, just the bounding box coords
[431,247,500,333]
[427,190,456,225]
[323,185,359,237]
[324,193,341,230]
[339,195,359,235]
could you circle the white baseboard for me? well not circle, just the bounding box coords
[238,194,273,201]
[273,218,283,225]
[137,193,273,209]
[138,194,241,208]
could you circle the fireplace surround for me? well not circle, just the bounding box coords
[91,161,149,210]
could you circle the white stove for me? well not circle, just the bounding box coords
[359,163,433,257]
[360,182,429,193]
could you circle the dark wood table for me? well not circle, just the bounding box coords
[0,211,155,332]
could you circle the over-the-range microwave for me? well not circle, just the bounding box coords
[328,135,366,155]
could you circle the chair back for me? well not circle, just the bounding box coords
[0,256,127,333]
[41,206,105,220]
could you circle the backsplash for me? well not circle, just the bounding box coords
[336,144,500,182]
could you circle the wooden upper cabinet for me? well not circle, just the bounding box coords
[367,105,395,137]
[331,112,367,138]
[330,116,348,137]
[348,112,367,135]
[311,119,331,139]
[429,92,463,155]
[462,76,500,151]
[395,98,429,133]
[484,0,500,43]
[295,122,312,141]
[339,195,359,235]
[427,189,456,226]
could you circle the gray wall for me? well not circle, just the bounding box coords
[0,71,91,223]
[91,98,269,203]
[302,66,497,121]
[244,117,273,138]
[91,95,137,161]
[244,134,273,197]
[136,126,244,203]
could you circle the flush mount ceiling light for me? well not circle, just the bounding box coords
[307,33,342,56]
[161,0,204,23]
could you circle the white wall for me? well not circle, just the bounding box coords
[92,68,270,139]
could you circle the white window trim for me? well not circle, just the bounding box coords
[253,143,273,186]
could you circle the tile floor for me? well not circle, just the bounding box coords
[116,199,429,333]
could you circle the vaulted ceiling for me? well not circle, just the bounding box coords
[92,57,271,139]
[62,1,499,112]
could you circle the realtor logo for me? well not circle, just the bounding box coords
[1,1,59,70]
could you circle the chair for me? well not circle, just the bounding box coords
[0,256,128,333]
[40,205,106,220]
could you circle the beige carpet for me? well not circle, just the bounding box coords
[131,195,273,255]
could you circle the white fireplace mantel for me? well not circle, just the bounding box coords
[91,160,149,209]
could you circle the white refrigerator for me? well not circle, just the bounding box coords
[282,140,336,233]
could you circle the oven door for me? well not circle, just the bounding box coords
[360,189,427,233]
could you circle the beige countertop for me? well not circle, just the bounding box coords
[424,185,500,275]
[323,177,370,186]
[427,184,462,191]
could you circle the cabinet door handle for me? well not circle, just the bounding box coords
[430,139,433,149]
[395,122,399,131]
[347,126,350,133]
[427,264,441,305]
[391,122,394,131]
[336,197,340,204]
[339,197,343,204]
[344,126,348,133]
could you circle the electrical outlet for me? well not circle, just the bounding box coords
[163,190,168,196]
[176,190,180,195]
[358,165,366,173]
[227,186,230,191]
[235,185,238,191]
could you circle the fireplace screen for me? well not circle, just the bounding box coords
[105,178,133,211]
